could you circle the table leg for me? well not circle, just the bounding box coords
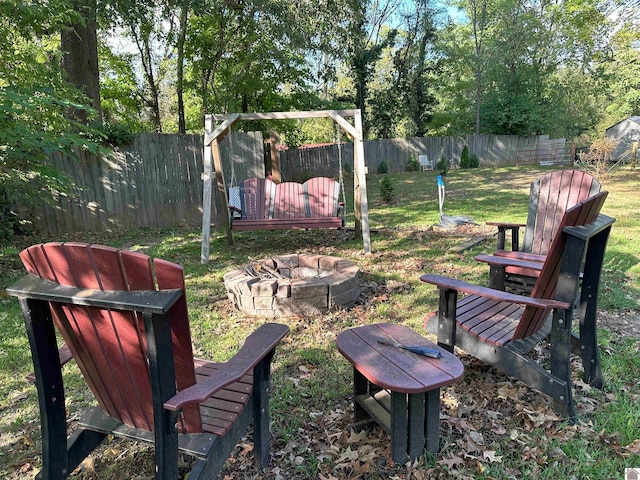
[497,227,507,250]
[353,368,370,423]
[511,228,520,251]
[424,388,440,453]
[407,393,426,460]
[390,391,408,463]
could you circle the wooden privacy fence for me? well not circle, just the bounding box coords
[280,134,570,180]
[22,132,570,235]
[28,133,212,235]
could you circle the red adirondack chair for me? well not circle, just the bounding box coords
[423,192,613,419]
[8,242,289,479]
[486,170,601,292]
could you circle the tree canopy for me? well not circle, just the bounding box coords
[2,0,640,188]
[5,0,640,141]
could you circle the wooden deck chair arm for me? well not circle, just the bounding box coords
[474,254,544,272]
[486,221,526,228]
[7,274,183,314]
[492,250,546,263]
[562,213,615,240]
[419,274,569,309]
[164,323,289,411]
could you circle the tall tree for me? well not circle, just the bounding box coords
[1,0,103,238]
[175,0,190,133]
[599,27,640,126]
[61,0,102,123]
[437,0,610,136]
[346,0,400,137]
[469,0,488,134]
[103,0,173,132]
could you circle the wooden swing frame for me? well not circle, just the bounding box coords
[201,110,372,263]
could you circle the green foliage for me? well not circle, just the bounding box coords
[98,44,147,131]
[101,121,141,146]
[469,153,480,168]
[460,145,470,168]
[377,160,389,174]
[0,2,106,241]
[432,0,612,138]
[406,156,420,172]
[379,175,394,203]
[437,153,449,175]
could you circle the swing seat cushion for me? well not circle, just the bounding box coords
[231,177,344,231]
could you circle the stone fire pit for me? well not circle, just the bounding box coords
[223,254,360,316]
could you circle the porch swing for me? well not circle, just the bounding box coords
[201,110,372,263]
[226,123,346,232]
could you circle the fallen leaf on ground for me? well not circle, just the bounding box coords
[623,439,640,456]
[483,450,503,463]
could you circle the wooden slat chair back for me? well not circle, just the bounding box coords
[512,190,608,342]
[239,177,276,220]
[524,170,601,255]
[486,170,601,293]
[422,191,614,419]
[273,182,306,219]
[9,242,289,479]
[19,242,202,433]
[305,176,341,218]
[231,176,343,231]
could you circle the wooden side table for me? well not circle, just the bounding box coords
[337,323,464,463]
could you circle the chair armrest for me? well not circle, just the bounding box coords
[486,221,526,228]
[7,274,182,314]
[474,254,544,272]
[164,323,289,410]
[419,274,569,309]
[492,250,546,263]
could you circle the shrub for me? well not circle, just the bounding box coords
[406,156,420,172]
[470,153,480,168]
[576,137,619,180]
[437,154,449,175]
[379,176,394,203]
[377,160,389,174]
[101,121,140,146]
[460,145,470,168]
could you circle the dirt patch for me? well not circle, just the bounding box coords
[597,309,640,338]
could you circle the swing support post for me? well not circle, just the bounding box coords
[201,110,372,264]
[202,113,240,262]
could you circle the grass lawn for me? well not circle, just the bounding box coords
[0,165,638,479]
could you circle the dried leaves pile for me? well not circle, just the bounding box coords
[215,342,639,480]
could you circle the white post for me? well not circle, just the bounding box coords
[353,110,372,254]
[201,115,213,263]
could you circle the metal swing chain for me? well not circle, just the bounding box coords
[336,124,347,209]
[228,124,236,188]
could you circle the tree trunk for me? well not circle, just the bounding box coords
[472,0,487,135]
[60,0,102,124]
[176,1,189,134]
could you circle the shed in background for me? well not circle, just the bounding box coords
[605,116,640,160]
